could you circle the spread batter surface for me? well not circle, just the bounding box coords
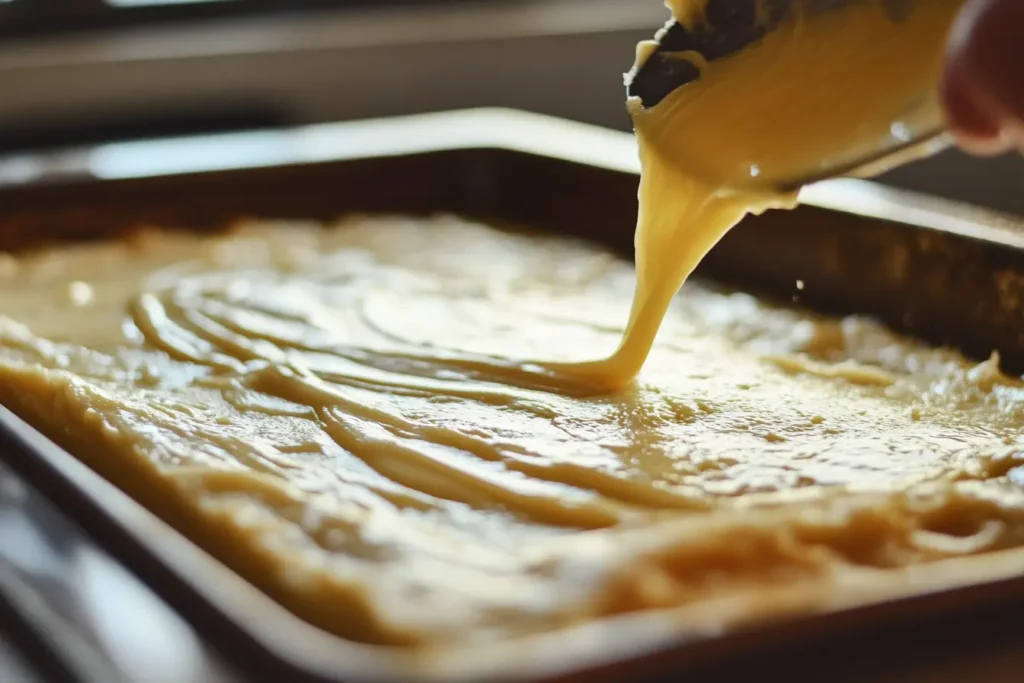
[2,217,1024,646]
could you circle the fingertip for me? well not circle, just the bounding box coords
[1006,124,1024,154]
[940,59,1004,154]
[952,131,1013,157]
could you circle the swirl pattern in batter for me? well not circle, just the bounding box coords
[1,216,1024,646]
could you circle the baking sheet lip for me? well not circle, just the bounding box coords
[0,108,641,190]
[8,386,1024,683]
[0,400,687,683]
[0,405,402,682]
[3,106,1021,250]
[800,179,1024,250]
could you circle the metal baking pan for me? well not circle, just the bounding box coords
[2,108,1024,683]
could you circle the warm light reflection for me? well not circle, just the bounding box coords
[86,109,642,179]
[106,0,238,6]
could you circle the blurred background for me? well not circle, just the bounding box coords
[0,0,1020,213]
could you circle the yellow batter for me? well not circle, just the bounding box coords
[569,0,964,389]
[2,217,1024,646]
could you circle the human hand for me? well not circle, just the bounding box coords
[941,0,1024,156]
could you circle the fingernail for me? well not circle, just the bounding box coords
[1003,122,1024,153]
[954,132,1012,157]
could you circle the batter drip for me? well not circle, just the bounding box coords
[567,0,963,389]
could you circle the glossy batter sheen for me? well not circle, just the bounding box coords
[575,0,964,389]
[2,218,1024,646]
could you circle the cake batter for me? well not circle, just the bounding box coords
[566,0,964,389]
[1,218,1024,645]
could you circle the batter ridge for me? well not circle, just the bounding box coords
[0,216,1023,645]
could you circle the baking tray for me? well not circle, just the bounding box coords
[2,108,1024,683]
[0,457,241,683]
